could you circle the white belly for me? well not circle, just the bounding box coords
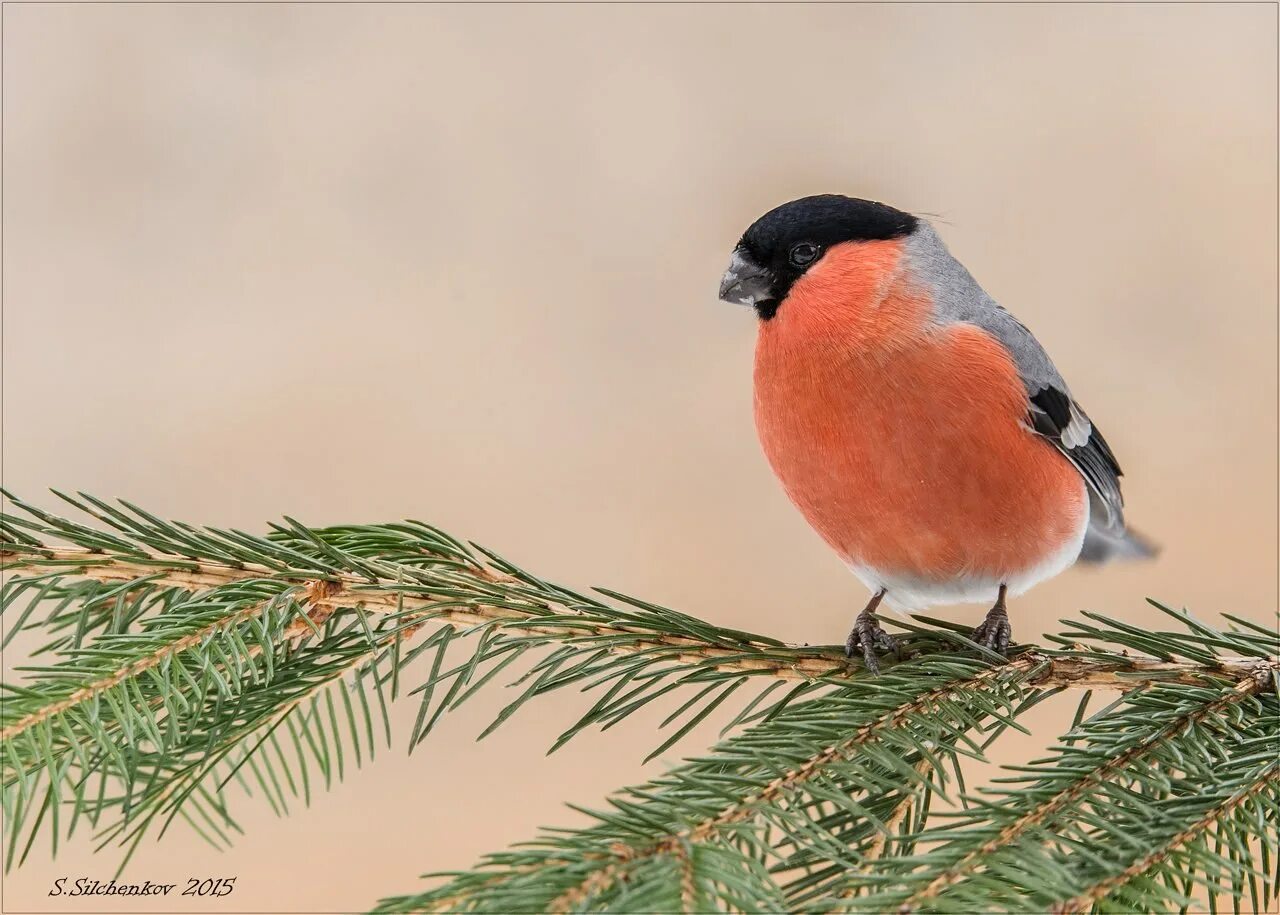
[849,499,1090,613]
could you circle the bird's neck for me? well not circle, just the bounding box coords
[754,240,934,370]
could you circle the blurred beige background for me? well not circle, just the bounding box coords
[2,3,1276,912]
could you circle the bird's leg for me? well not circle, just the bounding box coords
[845,589,898,674]
[971,584,1012,654]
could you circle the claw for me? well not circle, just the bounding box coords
[845,593,898,674]
[971,615,1012,654]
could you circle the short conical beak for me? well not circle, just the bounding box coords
[718,250,774,307]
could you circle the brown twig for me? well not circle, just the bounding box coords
[5,550,1272,693]
[859,759,933,870]
[673,839,698,914]
[4,548,1275,767]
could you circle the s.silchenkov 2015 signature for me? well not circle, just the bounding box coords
[48,876,236,897]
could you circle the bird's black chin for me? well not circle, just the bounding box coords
[754,299,780,320]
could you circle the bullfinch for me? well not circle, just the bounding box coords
[719,195,1155,672]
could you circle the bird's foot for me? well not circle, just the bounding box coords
[845,608,899,675]
[971,587,1012,655]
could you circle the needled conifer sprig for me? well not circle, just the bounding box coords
[377,611,1278,914]
[373,653,1038,914]
[1,493,1275,914]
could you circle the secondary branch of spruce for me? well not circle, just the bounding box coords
[900,668,1274,909]
[1051,760,1280,914]
[548,665,1023,912]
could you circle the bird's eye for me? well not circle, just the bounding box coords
[789,243,820,267]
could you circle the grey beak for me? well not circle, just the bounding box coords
[718,250,774,307]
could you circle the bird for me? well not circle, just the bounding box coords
[718,194,1155,672]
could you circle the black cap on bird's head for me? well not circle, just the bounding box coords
[718,195,919,319]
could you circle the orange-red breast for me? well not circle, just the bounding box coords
[719,195,1155,671]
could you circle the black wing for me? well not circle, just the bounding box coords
[1028,386,1125,530]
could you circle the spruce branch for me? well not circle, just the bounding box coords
[1052,759,1280,914]
[545,660,1028,913]
[5,547,1268,693]
[0,583,302,742]
[380,631,1277,914]
[898,665,1277,909]
[844,653,1280,913]
[1,493,1276,914]
[378,651,1026,914]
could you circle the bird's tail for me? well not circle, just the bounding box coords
[1077,524,1159,564]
